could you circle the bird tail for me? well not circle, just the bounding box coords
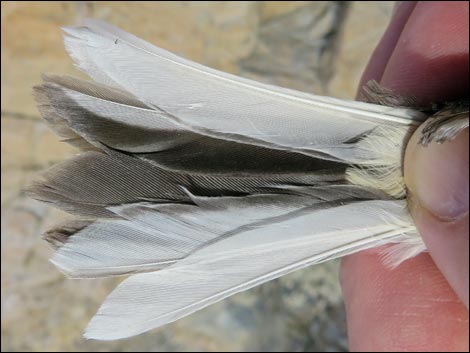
[29,19,425,340]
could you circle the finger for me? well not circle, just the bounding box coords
[341,2,469,351]
[358,1,417,90]
[380,1,469,103]
[398,0,469,308]
[405,120,469,308]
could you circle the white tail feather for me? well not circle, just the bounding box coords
[85,200,417,340]
[62,19,426,163]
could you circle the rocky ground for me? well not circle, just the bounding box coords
[1,2,394,351]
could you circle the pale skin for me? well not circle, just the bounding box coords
[340,2,469,351]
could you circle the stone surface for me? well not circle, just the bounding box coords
[1,1,394,351]
[239,2,350,94]
[329,1,394,98]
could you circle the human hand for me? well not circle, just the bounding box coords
[340,2,469,351]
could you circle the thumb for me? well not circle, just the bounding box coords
[404,123,469,308]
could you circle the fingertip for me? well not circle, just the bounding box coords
[357,1,417,93]
[405,127,469,220]
[381,1,469,103]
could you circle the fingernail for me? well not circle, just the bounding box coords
[405,124,469,220]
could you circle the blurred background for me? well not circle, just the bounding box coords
[1,1,395,351]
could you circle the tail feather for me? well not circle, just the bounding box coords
[35,75,349,175]
[29,19,428,341]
